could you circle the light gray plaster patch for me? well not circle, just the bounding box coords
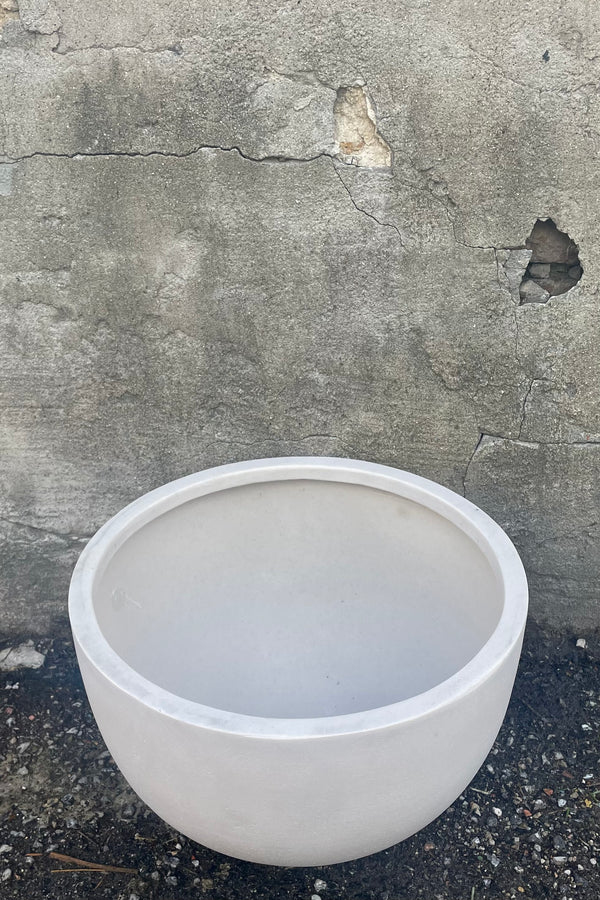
[0,164,14,195]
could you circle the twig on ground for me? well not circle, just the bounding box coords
[27,851,137,874]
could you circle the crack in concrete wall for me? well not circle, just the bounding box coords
[5,82,395,174]
[464,431,600,497]
[4,146,327,164]
[331,161,403,243]
[4,142,403,242]
[518,378,537,439]
[54,42,184,55]
[461,433,484,496]
[496,248,532,305]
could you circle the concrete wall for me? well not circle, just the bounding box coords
[1,0,599,634]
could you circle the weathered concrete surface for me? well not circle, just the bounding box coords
[0,1,599,632]
[466,439,600,629]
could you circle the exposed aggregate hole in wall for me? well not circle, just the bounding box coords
[519,218,583,304]
[334,86,392,169]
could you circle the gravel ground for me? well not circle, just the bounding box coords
[1,626,599,900]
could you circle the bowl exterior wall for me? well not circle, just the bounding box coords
[74,629,524,866]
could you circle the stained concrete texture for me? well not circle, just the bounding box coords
[0,1,599,633]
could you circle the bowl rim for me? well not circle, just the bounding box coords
[68,457,528,739]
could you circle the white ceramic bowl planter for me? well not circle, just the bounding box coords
[69,457,528,867]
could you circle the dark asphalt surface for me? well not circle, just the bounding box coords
[1,626,599,899]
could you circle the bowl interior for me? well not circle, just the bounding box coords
[92,479,504,718]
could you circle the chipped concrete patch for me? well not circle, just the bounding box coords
[334,86,392,168]
[520,218,584,301]
[0,0,18,28]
